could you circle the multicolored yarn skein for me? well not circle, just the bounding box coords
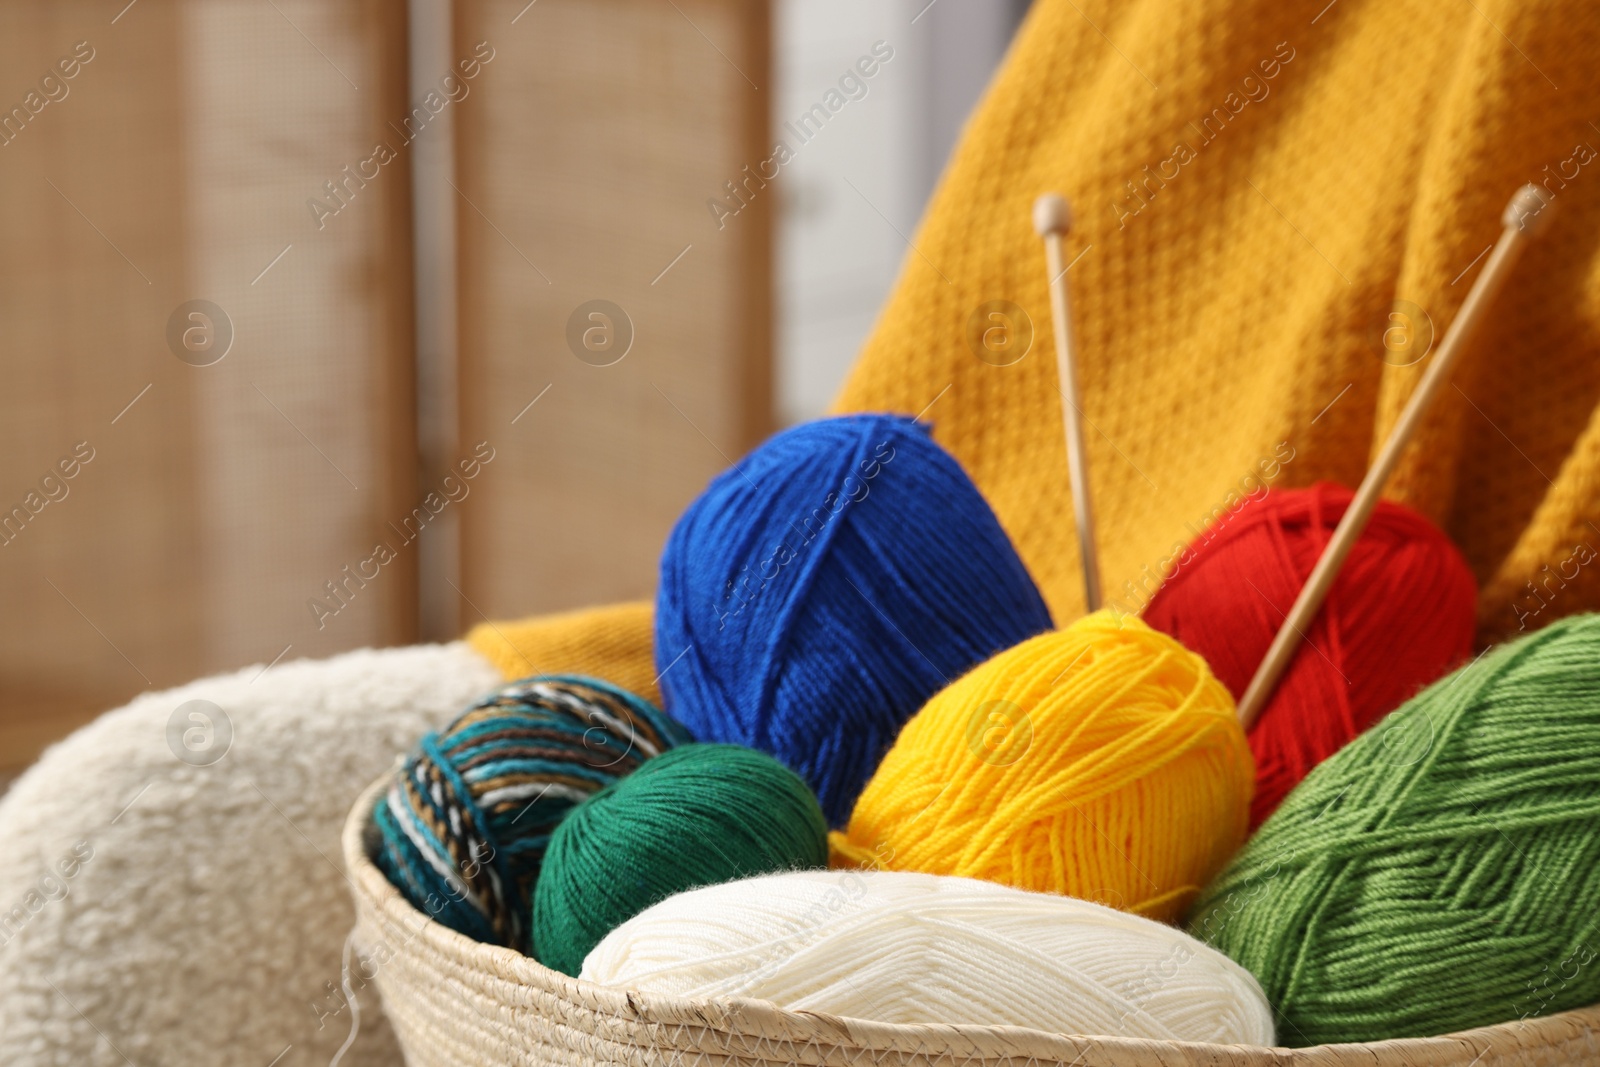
[1190,612,1600,1045]
[833,611,1253,923]
[655,413,1054,825]
[373,674,692,952]
[1145,483,1476,825]
[533,743,829,975]
[583,869,1276,1045]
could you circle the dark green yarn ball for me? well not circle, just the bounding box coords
[1189,613,1600,1045]
[532,743,829,975]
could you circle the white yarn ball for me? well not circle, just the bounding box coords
[581,870,1274,1045]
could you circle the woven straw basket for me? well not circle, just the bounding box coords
[343,776,1600,1066]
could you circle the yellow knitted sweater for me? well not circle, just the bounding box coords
[471,0,1600,693]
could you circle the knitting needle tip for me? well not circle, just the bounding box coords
[1033,193,1073,237]
[1504,183,1555,238]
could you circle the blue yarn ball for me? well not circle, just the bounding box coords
[373,674,693,952]
[655,413,1053,825]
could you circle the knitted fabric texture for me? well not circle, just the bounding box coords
[472,0,1600,665]
[1190,612,1600,1045]
[470,602,660,704]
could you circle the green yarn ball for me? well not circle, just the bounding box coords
[532,743,829,975]
[1190,613,1600,1045]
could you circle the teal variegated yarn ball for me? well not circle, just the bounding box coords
[1190,613,1600,1045]
[374,674,692,953]
[533,743,830,975]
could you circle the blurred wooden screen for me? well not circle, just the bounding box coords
[454,0,772,624]
[0,0,771,772]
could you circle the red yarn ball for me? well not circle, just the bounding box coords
[1143,483,1476,827]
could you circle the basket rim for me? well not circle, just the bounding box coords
[343,773,1600,1062]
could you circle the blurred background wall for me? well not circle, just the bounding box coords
[0,0,1025,775]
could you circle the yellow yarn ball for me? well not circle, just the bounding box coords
[831,610,1253,922]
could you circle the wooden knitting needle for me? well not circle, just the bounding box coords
[1236,183,1555,730]
[1035,193,1103,611]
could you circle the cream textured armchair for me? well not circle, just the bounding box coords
[0,642,501,1067]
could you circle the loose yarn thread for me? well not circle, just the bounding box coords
[533,743,829,975]
[655,413,1054,825]
[1191,612,1600,1045]
[1145,483,1476,825]
[833,611,1253,922]
[582,869,1276,1046]
[374,674,691,951]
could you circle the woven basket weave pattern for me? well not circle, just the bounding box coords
[343,777,1600,1067]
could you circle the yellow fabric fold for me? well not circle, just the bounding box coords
[467,601,659,703]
